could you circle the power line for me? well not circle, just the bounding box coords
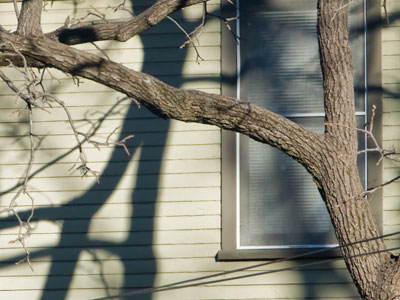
[91,230,400,300]
[98,246,400,299]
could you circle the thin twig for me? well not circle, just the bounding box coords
[13,0,20,19]
[107,0,134,16]
[77,126,134,157]
[0,24,10,33]
[91,42,111,60]
[38,93,101,182]
[367,174,400,194]
[180,1,207,51]
[0,105,36,271]
[166,16,204,63]
[326,106,400,165]
[383,0,390,26]
[205,12,239,43]
[331,0,353,22]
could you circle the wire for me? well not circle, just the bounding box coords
[97,246,400,299]
[91,230,400,300]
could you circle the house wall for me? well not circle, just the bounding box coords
[0,0,398,299]
[382,0,400,253]
[0,1,223,299]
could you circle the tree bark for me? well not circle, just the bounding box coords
[0,31,324,171]
[45,0,207,44]
[0,0,400,299]
[17,0,43,37]
[315,1,400,299]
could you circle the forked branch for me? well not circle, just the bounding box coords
[45,0,209,45]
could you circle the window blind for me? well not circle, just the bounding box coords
[238,0,366,248]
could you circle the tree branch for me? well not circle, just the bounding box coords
[17,0,44,37]
[318,0,357,152]
[45,0,208,45]
[12,0,20,19]
[0,31,324,170]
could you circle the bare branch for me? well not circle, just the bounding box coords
[17,0,44,37]
[0,25,9,33]
[326,105,400,165]
[0,102,36,271]
[70,6,109,25]
[78,126,135,156]
[13,0,20,19]
[37,92,102,182]
[166,16,204,64]
[0,69,32,106]
[367,175,400,195]
[108,0,134,16]
[0,42,44,108]
[331,0,353,21]
[207,10,239,43]
[45,0,208,45]
[90,42,111,60]
[383,0,390,26]
[0,98,131,197]
[180,1,207,50]
[0,32,324,171]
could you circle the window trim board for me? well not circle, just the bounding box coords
[218,0,382,261]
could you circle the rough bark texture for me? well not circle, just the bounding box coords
[1,0,400,299]
[0,31,324,172]
[45,0,207,44]
[315,1,400,299]
[17,0,43,37]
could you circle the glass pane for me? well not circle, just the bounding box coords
[240,0,365,115]
[357,116,367,187]
[240,117,367,248]
[240,117,338,247]
[350,4,366,112]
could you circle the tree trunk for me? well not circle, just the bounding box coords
[0,0,400,299]
[314,1,400,298]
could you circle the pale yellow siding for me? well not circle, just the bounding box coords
[1,0,396,300]
[382,0,400,252]
[0,1,222,299]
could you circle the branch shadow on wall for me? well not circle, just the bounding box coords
[0,1,399,300]
[230,1,374,298]
[37,6,199,299]
[0,3,213,299]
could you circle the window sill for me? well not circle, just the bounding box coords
[216,248,343,261]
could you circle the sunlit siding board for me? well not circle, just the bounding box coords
[0,1,364,300]
[0,56,220,83]
[382,2,400,252]
[0,131,221,151]
[0,80,220,105]
[0,216,222,235]
[0,1,222,300]
[0,286,360,300]
[0,285,360,300]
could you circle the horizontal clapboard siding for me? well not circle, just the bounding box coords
[382,1,400,254]
[0,0,367,299]
[0,287,360,300]
[1,186,220,204]
[0,1,228,299]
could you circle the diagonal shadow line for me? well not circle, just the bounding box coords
[35,2,200,298]
[35,101,165,300]
[0,97,131,198]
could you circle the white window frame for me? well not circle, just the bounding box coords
[218,0,383,260]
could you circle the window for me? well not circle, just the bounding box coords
[219,0,383,260]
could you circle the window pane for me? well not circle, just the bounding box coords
[238,0,366,249]
[240,116,367,248]
[357,116,367,188]
[240,0,365,115]
[240,117,337,247]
